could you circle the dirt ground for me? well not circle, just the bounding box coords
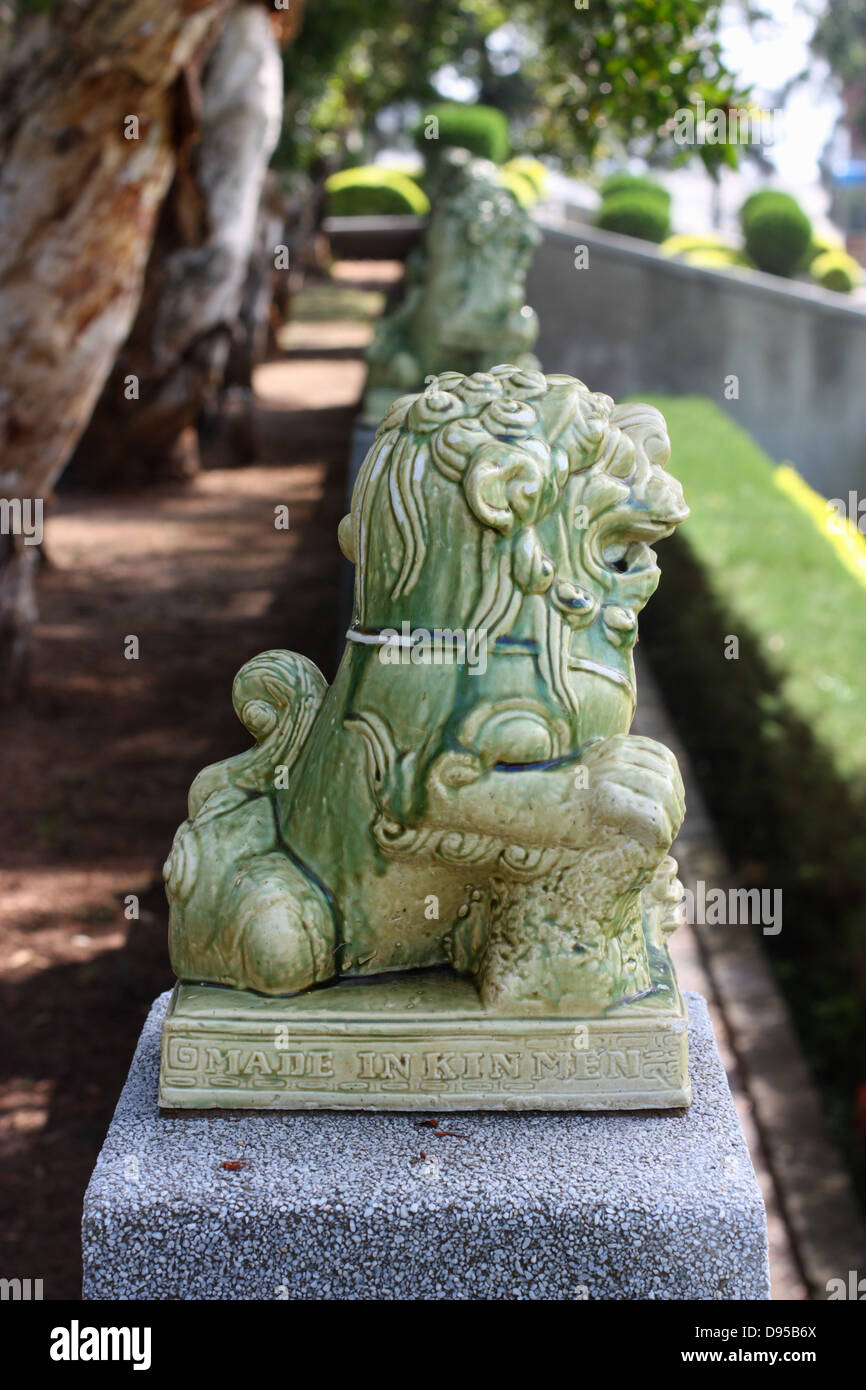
[0,270,384,1298]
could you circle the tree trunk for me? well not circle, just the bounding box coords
[68,3,287,488]
[225,170,287,394]
[0,0,232,696]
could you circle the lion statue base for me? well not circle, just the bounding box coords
[159,366,692,1111]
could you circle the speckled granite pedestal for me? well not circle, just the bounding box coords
[82,991,769,1300]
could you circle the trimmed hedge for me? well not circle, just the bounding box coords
[599,172,671,208]
[738,190,812,277]
[325,167,430,217]
[497,167,538,208]
[661,234,752,270]
[504,156,549,199]
[638,396,866,1193]
[811,249,862,294]
[661,233,732,257]
[414,102,509,165]
[808,230,846,265]
[597,190,671,243]
[677,248,751,271]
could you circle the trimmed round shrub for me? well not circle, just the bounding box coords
[739,192,812,277]
[503,156,549,200]
[413,102,509,165]
[739,189,805,229]
[599,172,671,209]
[811,250,862,293]
[325,167,429,217]
[497,167,538,208]
[739,189,778,226]
[596,191,671,243]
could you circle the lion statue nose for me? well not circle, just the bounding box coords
[644,472,689,528]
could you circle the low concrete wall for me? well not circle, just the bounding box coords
[527,222,866,496]
[323,215,424,261]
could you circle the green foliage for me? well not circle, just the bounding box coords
[808,230,846,265]
[739,189,800,228]
[325,167,430,216]
[596,190,671,243]
[812,0,866,137]
[638,396,866,1196]
[811,249,862,293]
[811,0,866,90]
[278,2,508,171]
[679,247,750,270]
[503,156,549,199]
[279,0,746,175]
[599,172,670,207]
[738,189,768,225]
[661,233,752,269]
[497,167,538,207]
[515,0,747,174]
[648,397,866,782]
[739,191,812,277]
[662,232,735,257]
[414,102,509,164]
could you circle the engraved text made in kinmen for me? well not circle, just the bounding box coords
[163,1029,685,1095]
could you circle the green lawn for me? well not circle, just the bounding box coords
[646,396,866,786]
[635,396,866,1197]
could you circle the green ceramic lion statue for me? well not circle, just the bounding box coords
[362,150,541,425]
[164,365,688,1016]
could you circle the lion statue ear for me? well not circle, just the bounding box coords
[463,438,552,535]
[338,514,355,563]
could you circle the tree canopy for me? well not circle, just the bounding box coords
[810,0,866,138]
[811,0,866,86]
[279,0,749,175]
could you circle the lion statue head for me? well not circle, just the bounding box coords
[340,365,687,760]
[363,152,541,425]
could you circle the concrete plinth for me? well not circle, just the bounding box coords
[82,991,769,1300]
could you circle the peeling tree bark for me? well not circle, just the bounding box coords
[69,3,288,489]
[0,0,233,697]
[226,169,287,394]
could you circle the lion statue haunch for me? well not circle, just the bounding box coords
[362,150,541,426]
[165,365,689,1016]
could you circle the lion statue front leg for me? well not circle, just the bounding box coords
[480,734,685,1013]
[425,729,684,1013]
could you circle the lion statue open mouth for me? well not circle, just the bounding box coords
[164,365,689,1016]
